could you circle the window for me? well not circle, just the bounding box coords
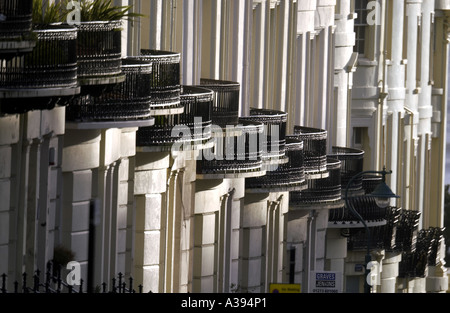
[354,0,369,55]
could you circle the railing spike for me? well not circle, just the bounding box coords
[1,273,6,293]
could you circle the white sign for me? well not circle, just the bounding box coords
[309,271,342,293]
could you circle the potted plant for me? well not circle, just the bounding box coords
[0,0,78,114]
[68,0,143,82]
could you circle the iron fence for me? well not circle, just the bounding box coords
[137,49,181,109]
[290,157,341,205]
[240,108,287,161]
[197,119,264,175]
[66,58,153,121]
[398,227,443,278]
[293,126,328,175]
[328,146,364,193]
[77,21,123,79]
[329,197,389,225]
[0,262,143,293]
[0,25,77,89]
[198,78,240,128]
[136,86,213,147]
[344,207,400,251]
[0,0,33,39]
[246,136,306,190]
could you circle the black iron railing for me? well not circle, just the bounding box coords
[329,197,389,225]
[395,209,421,252]
[0,24,78,114]
[136,86,213,147]
[362,174,382,194]
[178,86,213,142]
[199,78,240,128]
[240,108,287,161]
[66,58,153,121]
[293,126,328,175]
[137,49,181,109]
[0,0,33,39]
[246,136,306,190]
[0,262,143,293]
[329,146,365,193]
[290,157,341,205]
[0,25,77,89]
[345,207,400,251]
[197,119,264,175]
[398,227,443,278]
[137,114,181,146]
[77,21,123,79]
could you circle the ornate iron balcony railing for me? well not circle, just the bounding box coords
[66,58,154,122]
[198,78,240,128]
[246,136,307,192]
[178,86,213,144]
[328,146,365,194]
[77,21,123,81]
[137,49,182,111]
[0,0,33,40]
[395,209,421,253]
[240,108,287,163]
[344,207,400,251]
[290,157,342,207]
[329,197,388,225]
[293,126,328,177]
[0,25,78,114]
[197,119,265,178]
[136,85,213,148]
[0,25,77,89]
[398,226,442,278]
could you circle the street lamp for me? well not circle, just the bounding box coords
[344,167,399,293]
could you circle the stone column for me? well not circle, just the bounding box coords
[134,151,170,293]
[0,114,20,288]
[62,129,101,284]
[380,251,401,293]
[193,178,226,292]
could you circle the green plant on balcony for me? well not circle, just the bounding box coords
[74,0,142,22]
[32,0,66,26]
[32,0,142,25]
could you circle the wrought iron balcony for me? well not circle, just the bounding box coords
[197,119,265,179]
[137,49,182,113]
[328,146,365,195]
[0,25,79,114]
[328,197,389,228]
[395,209,421,253]
[136,86,213,150]
[77,21,124,84]
[198,78,240,128]
[240,108,287,165]
[0,0,32,38]
[290,157,342,208]
[0,0,35,55]
[293,126,328,178]
[343,207,400,251]
[66,58,155,123]
[398,226,442,278]
[177,86,213,146]
[246,136,307,192]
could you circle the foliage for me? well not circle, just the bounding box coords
[76,0,143,22]
[32,0,66,26]
[32,0,143,25]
